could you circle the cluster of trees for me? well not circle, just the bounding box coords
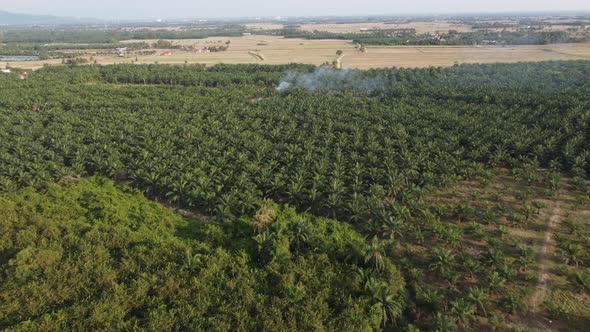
[0,178,404,330]
[0,26,246,44]
[0,42,150,59]
[0,61,588,329]
[261,28,583,46]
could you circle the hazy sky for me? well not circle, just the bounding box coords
[3,0,590,19]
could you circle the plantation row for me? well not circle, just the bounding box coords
[0,62,588,225]
[0,61,589,330]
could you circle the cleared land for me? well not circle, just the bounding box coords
[7,35,590,70]
[245,21,474,33]
[246,19,589,34]
[299,22,474,34]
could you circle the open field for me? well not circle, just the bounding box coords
[246,21,474,34]
[346,43,590,68]
[6,35,590,70]
[243,20,590,34]
[299,22,474,34]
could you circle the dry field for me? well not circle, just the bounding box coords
[300,22,474,34]
[246,21,474,34]
[7,35,590,70]
[244,23,285,31]
[346,43,590,69]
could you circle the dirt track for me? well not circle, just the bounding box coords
[529,198,561,331]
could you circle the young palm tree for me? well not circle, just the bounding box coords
[487,272,506,293]
[364,236,386,271]
[429,248,456,276]
[416,287,444,312]
[467,287,489,316]
[434,312,457,332]
[450,298,474,328]
[380,215,405,240]
[462,256,482,281]
[370,285,403,328]
[560,243,583,267]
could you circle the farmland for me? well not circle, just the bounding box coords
[2,14,590,71]
[6,35,590,70]
[247,21,475,34]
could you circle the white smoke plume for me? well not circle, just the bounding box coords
[276,67,389,95]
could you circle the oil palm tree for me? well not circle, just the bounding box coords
[467,287,488,316]
[364,236,386,271]
[369,283,403,328]
[450,298,474,328]
[429,248,456,276]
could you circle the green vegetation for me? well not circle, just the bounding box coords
[0,177,403,330]
[0,61,588,330]
[260,28,586,46]
[0,62,588,220]
[0,43,148,55]
[0,26,246,44]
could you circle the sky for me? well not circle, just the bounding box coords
[2,0,590,20]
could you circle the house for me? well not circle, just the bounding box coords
[19,71,28,79]
[1,69,11,74]
[161,50,173,56]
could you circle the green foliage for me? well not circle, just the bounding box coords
[1,62,589,226]
[574,268,590,292]
[0,25,247,44]
[0,178,404,330]
[0,61,589,330]
[259,28,584,46]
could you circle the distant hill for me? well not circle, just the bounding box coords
[0,10,98,25]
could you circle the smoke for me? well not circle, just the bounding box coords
[276,67,389,95]
[276,81,292,92]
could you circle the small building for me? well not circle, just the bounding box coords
[161,50,173,56]
[1,69,11,74]
[19,71,28,79]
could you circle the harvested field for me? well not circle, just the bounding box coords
[345,43,590,69]
[7,35,590,70]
